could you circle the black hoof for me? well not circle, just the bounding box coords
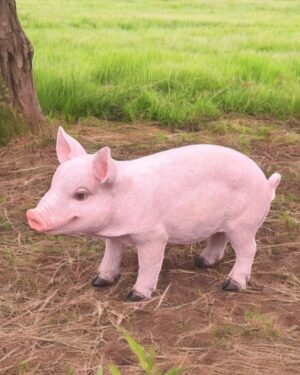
[92,275,113,287]
[194,256,214,269]
[222,278,242,292]
[127,290,146,302]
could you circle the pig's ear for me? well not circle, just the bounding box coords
[56,127,86,163]
[92,147,116,184]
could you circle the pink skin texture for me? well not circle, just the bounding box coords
[27,127,281,300]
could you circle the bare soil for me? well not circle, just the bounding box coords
[0,117,299,374]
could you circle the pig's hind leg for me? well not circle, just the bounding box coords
[222,231,257,292]
[92,238,125,287]
[195,232,228,269]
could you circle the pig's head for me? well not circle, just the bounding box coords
[26,127,117,235]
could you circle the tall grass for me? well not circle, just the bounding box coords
[18,0,300,125]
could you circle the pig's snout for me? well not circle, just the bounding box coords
[26,209,49,232]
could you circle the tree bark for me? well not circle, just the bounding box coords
[0,0,45,134]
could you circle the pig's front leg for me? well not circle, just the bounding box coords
[92,238,125,287]
[128,237,167,302]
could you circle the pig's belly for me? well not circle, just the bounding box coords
[166,218,224,244]
[164,199,227,244]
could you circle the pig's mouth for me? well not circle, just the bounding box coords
[27,209,79,234]
[43,217,80,235]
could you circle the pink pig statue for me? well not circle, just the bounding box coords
[27,127,281,301]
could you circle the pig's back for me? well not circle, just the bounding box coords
[130,144,266,185]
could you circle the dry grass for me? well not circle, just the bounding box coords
[0,117,299,374]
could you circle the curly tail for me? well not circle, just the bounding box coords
[268,173,281,201]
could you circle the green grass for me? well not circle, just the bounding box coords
[280,211,300,232]
[17,359,32,374]
[0,216,12,231]
[244,310,281,339]
[94,329,182,375]
[18,0,300,125]
[0,195,7,204]
[0,102,26,145]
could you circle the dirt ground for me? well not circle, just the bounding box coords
[0,117,299,374]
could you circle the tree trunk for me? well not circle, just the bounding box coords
[0,0,45,137]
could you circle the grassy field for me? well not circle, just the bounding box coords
[18,0,300,125]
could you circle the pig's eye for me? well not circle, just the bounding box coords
[74,191,88,201]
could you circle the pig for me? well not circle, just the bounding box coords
[27,127,281,301]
